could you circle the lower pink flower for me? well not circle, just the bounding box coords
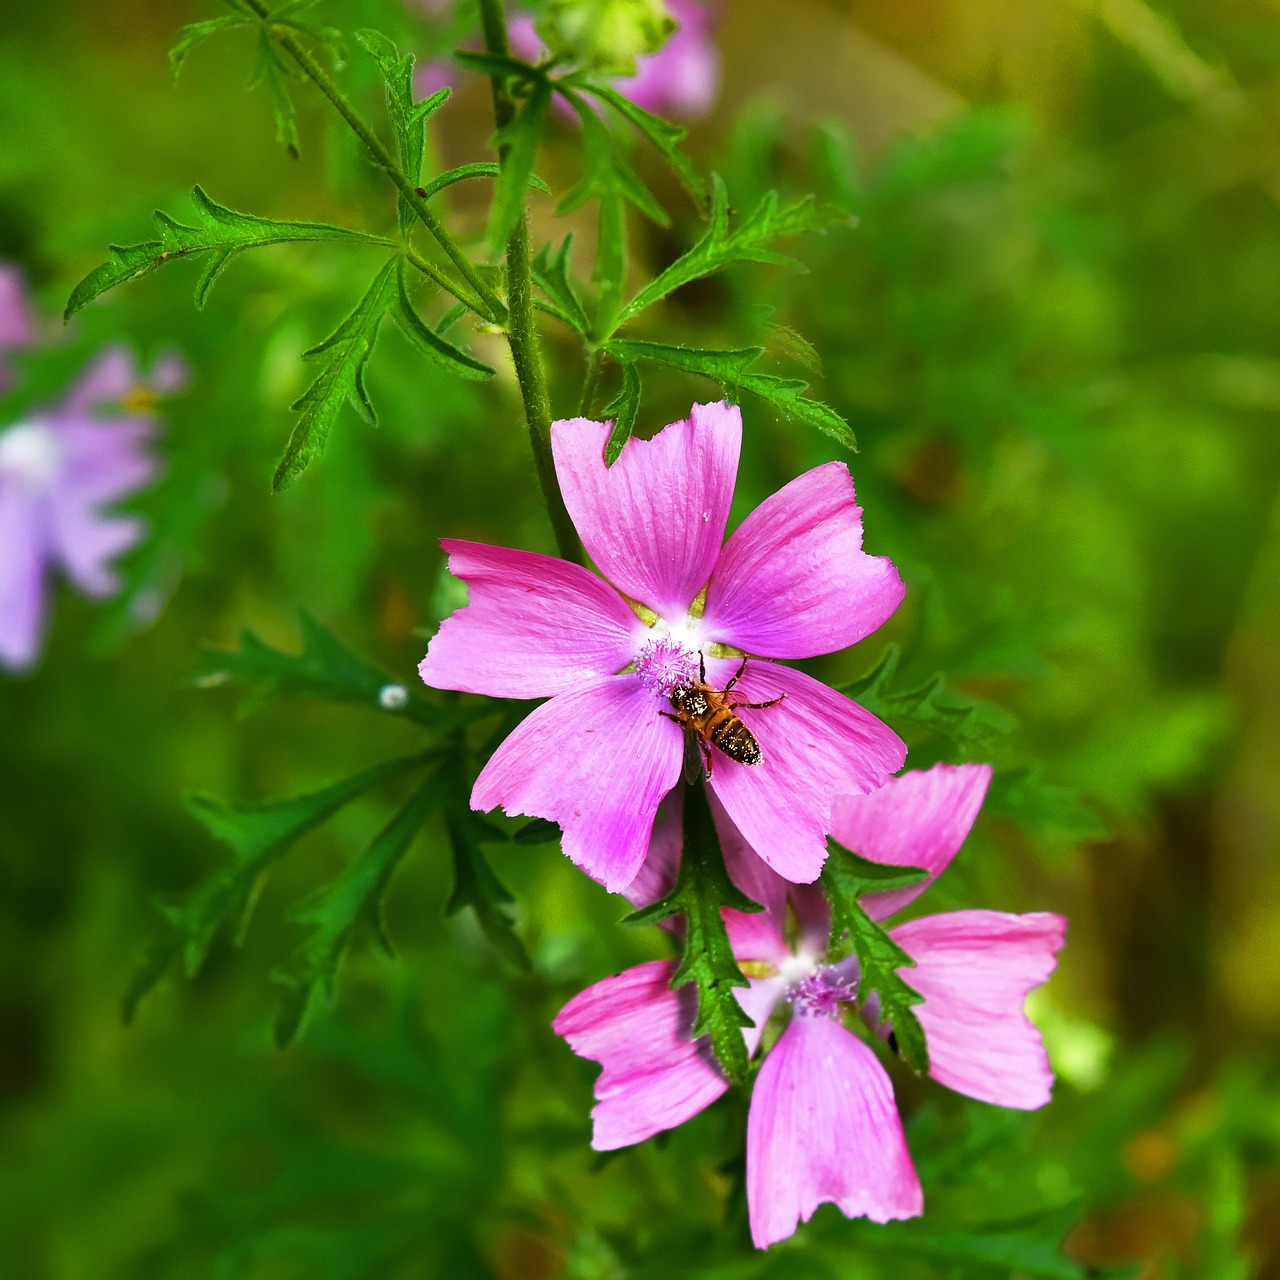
[0,345,184,672]
[552,763,1068,1248]
[0,262,35,390]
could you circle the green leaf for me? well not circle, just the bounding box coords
[272,769,447,1046]
[603,361,641,465]
[420,161,550,202]
[169,14,249,79]
[531,235,591,336]
[512,818,562,845]
[566,75,707,211]
[444,800,531,971]
[355,31,454,236]
[253,29,301,157]
[452,49,544,81]
[191,610,444,728]
[273,255,399,491]
[821,843,930,1074]
[624,779,763,1086]
[612,174,851,332]
[603,339,855,449]
[486,78,552,258]
[843,645,1014,755]
[394,260,495,381]
[986,768,1109,840]
[123,753,432,1021]
[65,186,389,319]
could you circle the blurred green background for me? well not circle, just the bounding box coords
[2,0,1280,1275]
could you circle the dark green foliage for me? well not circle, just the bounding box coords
[273,255,400,490]
[821,844,930,1075]
[532,235,592,335]
[625,779,763,1086]
[64,187,390,319]
[394,260,495,381]
[603,360,641,464]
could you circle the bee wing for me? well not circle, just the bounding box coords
[682,726,704,785]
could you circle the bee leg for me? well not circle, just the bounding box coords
[701,738,714,779]
[659,711,682,723]
[723,654,749,692]
[698,649,707,685]
[738,693,786,711]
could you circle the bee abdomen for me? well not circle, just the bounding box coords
[710,715,762,766]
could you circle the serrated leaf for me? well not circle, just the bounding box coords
[127,752,431,1021]
[355,30,449,235]
[394,260,494,380]
[486,78,552,258]
[531,235,591,336]
[612,175,851,332]
[603,338,854,448]
[191,610,445,727]
[272,769,447,1046]
[843,645,1014,755]
[603,361,641,465]
[444,799,531,970]
[273,255,399,491]
[65,186,389,319]
[169,14,249,80]
[566,75,707,211]
[821,843,930,1074]
[624,778,762,1085]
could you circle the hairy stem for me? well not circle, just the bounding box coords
[477,0,583,563]
[246,0,507,325]
[579,349,603,417]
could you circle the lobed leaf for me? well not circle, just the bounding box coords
[624,778,763,1086]
[821,843,930,1074]
[531,235,591,336]
[394,260,495,381]
[444,799,531,971]
[420,161,550,202]
[602,361,641,465]
[612,174,852,333]
[272,769,448,1046]
[272,255,400,491]
[65,186,390,319]
[191,610,444,728]
[169,14,249,80]
[253,29,301,157]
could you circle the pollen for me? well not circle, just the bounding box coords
[787,967,856,1019]
[635,633,699,698]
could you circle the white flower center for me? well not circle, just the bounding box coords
[0,420,61,489]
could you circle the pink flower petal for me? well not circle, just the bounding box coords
[704,658,906,883]
[701,462,904,659]
[551,404,741,619]
[622,788,683,910]
[0,263,34,356]
[58,346,139,417]
[554,960,783,1150]
[747,1015,922,1248]
[890,910,1066,1110]
[419,539,646,699]
[0,487,47,672]
[832,763,993,922]
[471,675,683,892]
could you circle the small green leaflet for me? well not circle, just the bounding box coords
[169,14,249,79]
[625,778,763,1086]
[603,362,641,465]
[843,645,1014,755]
[444,800,531,971]
[272,769,448,1047]
[604,339,856,450]
[355,31,451,236]
[124,753,430,1020]
[821,842,931,1074]
[611,174,852,333]
[191,610,442,727]
[420,162,550,202]
[486,78,552,258]
[531,235,591,336]
[251,27,301,156]
[64,186,390,319]
[564,75,708,211]
[273,255,399,491]
[394,260,494,381]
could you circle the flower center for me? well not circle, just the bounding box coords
[635,629,700,698]
[786,966,856,1019]
[0,421,60,489]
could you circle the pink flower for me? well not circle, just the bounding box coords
[0,263,35,390]
[552,763,1068,1248]
[0,345,184,673]
[418,401,907,892]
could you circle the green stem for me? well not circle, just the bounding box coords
[579,349,603,417]
[477,0,583,564]
[247,1,508,325]
[403,246,487,314]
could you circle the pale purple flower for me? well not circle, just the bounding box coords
[0,263,35,390]
[0,345,181,672]
[553,763,1068,1248]
[419,401,907,892]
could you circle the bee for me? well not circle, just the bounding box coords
[662,652,786,781]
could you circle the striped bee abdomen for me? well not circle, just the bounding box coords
[708,713,762,765]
